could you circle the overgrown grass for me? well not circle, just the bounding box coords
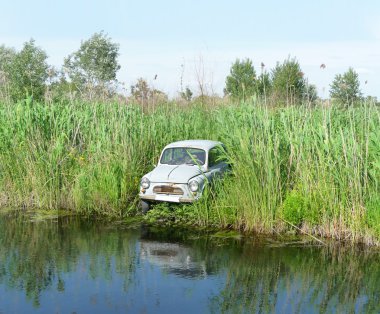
[0,99,379,244]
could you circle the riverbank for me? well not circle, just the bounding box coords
[0,100,379,245]
[1,208,378,250]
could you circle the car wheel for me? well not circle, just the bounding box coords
[140,199,150,214]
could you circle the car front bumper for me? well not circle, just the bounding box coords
[139,194,195,203]
[139,182,199,203]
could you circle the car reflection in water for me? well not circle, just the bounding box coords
[140,240,207,279]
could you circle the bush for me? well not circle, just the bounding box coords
[280,189,306,226]
[365,197,380,237]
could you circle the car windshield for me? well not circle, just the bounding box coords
[160,147,206,165]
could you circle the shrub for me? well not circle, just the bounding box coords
[280,189,306,226]
[365,197,380,237]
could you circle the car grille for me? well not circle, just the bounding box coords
[153,185,184,195]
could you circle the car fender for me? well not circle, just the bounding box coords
[188,174,208,193]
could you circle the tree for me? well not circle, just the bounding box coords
[271,57,306,105]
[180,87,193,102]
[364,96,378,105]
[330,67,362,105]
[130,78,168,107]
[0,45,16,100]
[130,78,150,103]
[303,83,318,105]
[63,31,120,97]
[0,45,16,73]
[256,71,272,98]
[225,58,256,101]
[7,39,49,101]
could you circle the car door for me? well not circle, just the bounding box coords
[207,146,229,182]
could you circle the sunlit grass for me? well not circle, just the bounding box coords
[0,99,379,243]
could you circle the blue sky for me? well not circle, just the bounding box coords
[1,0,380,98]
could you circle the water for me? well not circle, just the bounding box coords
[0,212,379,314]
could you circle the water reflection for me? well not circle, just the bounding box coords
[140,241,207,279]
[0,212,379,313]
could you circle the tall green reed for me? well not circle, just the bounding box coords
[0,99,378,243]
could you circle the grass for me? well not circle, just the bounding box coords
[0,98,379,244]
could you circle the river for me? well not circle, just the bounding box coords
[0,211,379,313]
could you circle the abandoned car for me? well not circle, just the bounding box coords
[139,140,229,212]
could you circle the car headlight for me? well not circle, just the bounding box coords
[141,177,150,189]
[189,180,199,192]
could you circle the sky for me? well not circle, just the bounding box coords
[1,0,380,98]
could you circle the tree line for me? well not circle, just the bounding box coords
[0,32,375,106]
[224,58,365,106]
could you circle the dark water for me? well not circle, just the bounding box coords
[0,212,379,314]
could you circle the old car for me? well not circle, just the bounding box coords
[139,140,229,212]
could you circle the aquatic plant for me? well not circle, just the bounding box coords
[0,99,379,243]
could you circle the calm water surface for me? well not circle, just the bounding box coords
[0,212,379,314]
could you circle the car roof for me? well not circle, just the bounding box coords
[164,140,223,151]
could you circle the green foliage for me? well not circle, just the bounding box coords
[0,45,16,101]
[143,203,174,223]
[365,197,380,237]
[1,40,49,101]
[256,71,272,98]
[143,203,209,227]
[48,77,78,102]
[271,57,306,105]
[180,87,193,102]
[330,67,362,105]
[303,83,318,105]
[280,189,306,226]
[63,31,120,94]
[0,45,16,74]
[0,100,379,244]
[225,58,256,101]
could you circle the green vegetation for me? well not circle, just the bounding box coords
[0,32,121,105]
[270,57,318,106]
[224,58,257,101]
[224,57,319,106]
[0,35,378,245]
[130,78,168,106]
[0,40,49,102]
[63,31,120,99]
[1,34,376,110]
[0,99,379,244]
[330,67,362,105]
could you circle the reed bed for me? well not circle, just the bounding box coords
[0,99,379,243]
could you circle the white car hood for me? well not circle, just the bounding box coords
[148,164,203,183]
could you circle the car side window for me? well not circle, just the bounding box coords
[208,147,219,167]
[208,146,229,168]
